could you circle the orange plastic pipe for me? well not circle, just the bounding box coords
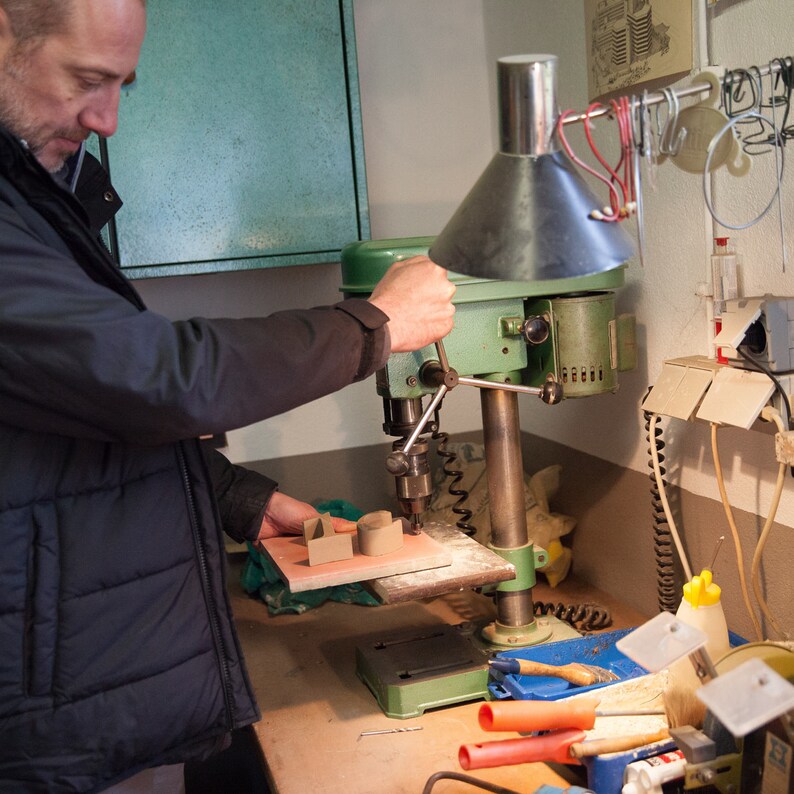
[479,698,602,732]
[459,728,585,770]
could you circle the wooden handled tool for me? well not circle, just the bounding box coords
[488,657,619,686]
[568,728,671,758]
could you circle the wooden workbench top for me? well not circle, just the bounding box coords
[227,553,650,793]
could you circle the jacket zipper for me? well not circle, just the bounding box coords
[177,442,235,727]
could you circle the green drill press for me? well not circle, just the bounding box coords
[340,236,636,718]
[342,53,636,718]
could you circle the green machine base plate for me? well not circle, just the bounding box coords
[355,616,581,719]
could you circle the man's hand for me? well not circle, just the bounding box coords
[257,491,356,541]
[368,255,456,352]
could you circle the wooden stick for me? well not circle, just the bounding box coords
[568,729,671,758]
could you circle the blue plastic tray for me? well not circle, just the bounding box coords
[487,628,648,701]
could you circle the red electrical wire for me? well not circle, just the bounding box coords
[556,99,637,223]
[556,109,622,221]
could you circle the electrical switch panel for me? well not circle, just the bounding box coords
[643,355,775,430]
[714,295,794,371]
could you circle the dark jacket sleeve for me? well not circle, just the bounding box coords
[203,445,277,542]
[0,200,391,445]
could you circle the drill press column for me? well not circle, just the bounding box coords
[480,388,551,645]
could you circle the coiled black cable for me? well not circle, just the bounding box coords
[533,601,612,631]
[644,402,678,613]
[432,406,476,536]
[430,404,612,628]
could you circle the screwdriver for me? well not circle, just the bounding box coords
[479,698,665,732]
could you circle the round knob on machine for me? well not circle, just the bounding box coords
[521,315,550,345]
[540,378,563,405]
[385,450,410,476]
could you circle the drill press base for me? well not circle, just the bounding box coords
[355,616,580,719]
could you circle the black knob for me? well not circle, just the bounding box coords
[522,315,550,345]
[540,379,563,405]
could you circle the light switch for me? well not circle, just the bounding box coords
[643,357,719,420]
[695,366,775,429]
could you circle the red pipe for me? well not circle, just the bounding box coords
[459,728,585,770]
[479,698,601,732]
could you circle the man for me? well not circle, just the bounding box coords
[0,1,456,791]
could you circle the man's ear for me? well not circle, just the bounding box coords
[0,8,16,58]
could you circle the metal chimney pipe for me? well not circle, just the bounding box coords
[498,54,559,157]
[429,53,635,282]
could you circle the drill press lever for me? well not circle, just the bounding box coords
[384,340,563,534]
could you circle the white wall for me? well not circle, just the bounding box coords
[504,0,794,534]
[135,0,794,538]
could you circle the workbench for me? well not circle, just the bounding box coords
[227,553,650,793]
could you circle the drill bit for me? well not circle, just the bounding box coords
[358,726,423,739]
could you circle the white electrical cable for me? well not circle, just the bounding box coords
[649,413,693,582]
[767,65,788,272]
[710,422,764,641]
[750,407,791,640]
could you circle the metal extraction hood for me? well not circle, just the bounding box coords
[429,54,635,282]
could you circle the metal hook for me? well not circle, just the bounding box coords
[732,69,749,104]
[721,68,733,114]
[749,65,765,112]
[658,88,686,156]
[642,89,659,191]
[725,68,759,118]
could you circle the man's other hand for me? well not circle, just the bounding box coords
[257,491,356,540]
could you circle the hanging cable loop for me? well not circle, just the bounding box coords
[703,111,785,230]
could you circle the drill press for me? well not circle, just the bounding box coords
[342,54,636,717]
[341,237,635,716]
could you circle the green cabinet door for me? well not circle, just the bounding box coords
[101,0,368,278]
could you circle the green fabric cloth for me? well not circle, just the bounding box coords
[240,500,380,614]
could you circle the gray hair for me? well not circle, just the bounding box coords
[0,0,73,45]
[0,0,146,49]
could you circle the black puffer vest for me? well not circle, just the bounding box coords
[0,129,259,792]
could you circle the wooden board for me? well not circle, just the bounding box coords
[258,530,452,593]
[367,522,517,603]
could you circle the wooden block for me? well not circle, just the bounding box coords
[258,529,452,593]
[357,510,403,556]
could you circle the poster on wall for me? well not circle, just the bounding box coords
[584,0,693,100]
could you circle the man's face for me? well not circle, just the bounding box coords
[0,0,146,172]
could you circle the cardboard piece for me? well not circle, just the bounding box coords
[302,513,353,566]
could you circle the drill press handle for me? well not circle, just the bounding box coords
[391,339,563,467]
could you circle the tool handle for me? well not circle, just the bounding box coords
[568,729,671,758]
[513,660,595,686]
[459,729,585,769]
[479,698,601,732]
